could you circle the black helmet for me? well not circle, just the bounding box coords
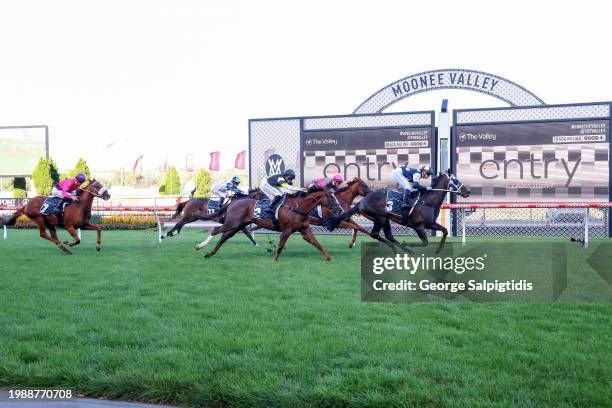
[283,169,296,180]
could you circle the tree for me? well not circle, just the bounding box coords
[194,169,213,197]
[12,177,27,198]
[32,157,60,195]
[68,157,91,180]
[159,166,181,195]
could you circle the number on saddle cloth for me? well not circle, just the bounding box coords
[40,197,69,217]
[386,191,403,213]
[207,198,222,215]
[254,199,273,219]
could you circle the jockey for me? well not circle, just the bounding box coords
[211,176,244,200]
[391,165,433,208]
[259,169,302,216]
[52,173,86,202]
[308,174,344,214]
[308,174,344,192]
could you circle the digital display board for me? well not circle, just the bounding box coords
[302,126,435,189]
[455,120,609,202]
[0,126,48,176]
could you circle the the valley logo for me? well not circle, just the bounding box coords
[459,132,497,142]
[266,154,285,176]
[305,137,338,146]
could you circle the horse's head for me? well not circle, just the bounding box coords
[85,179,111,201]
[347,177,371,196]
[438,169,470,198]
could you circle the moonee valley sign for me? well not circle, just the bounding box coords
[353,68,545,114]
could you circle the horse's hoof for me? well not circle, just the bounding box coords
[96,247,101,252]
[204,253,212,258]
[272,256,278,262]
[326,257,332,261]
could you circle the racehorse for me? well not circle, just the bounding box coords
[248,178,375,248]
[160,188,267,242]
[326,169,470,253]
[195,189,332,261]
[2,179,111,254]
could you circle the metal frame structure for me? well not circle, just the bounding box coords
[451,101,612,237]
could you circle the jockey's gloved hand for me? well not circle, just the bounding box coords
[426,186,432,190]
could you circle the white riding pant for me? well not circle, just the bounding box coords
[259,179,283,199]
[391,168,413,191]
[52,187,75,199]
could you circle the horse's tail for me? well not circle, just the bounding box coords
[325,204,360,231]
[172,201,187,219]
[3,208,25,226]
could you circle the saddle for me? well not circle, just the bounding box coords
[40,197,70,218]
[207,197,223,215]
[386,191,418,214]
[254,199,274,220]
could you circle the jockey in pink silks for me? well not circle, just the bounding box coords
[52,173,86,201]
[308,174,344,214]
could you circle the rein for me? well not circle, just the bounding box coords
[76,186,105,198]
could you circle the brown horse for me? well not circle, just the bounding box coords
[195,189,331,261]
[248,178,375,247]
[2,179,111,254]
[308,178,373,248]
[160,188,267,241]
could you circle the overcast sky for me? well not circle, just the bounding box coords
[1,0,611,171]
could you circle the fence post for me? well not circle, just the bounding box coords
[153,209,162,243]
[3,225,6,240]
[583,207,589,248]
[462,208,466,247]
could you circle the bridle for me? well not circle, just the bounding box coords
[76,185,108,198]
[428,174,465,194]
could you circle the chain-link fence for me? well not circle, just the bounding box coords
[451,207,609,239]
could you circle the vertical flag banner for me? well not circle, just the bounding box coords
[160,156,168,172]
[185,153,194,172]
[209,151,220,171]
[264,148,276,161]
[133,154,144,173]
[235,150,246,169]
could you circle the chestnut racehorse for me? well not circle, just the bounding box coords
[160,188,267,241]
[2,179,111,254]
[195,189,331,261]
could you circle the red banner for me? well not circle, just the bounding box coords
[209,151,220,171]
[234,150,246,169]
[132,155,144,173]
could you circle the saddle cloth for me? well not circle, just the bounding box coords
[207,197,223,214]
[253,199,273,220]
[40,197,69,217]
[385,190,418,214]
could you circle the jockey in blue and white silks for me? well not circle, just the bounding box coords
[391,165,433,208]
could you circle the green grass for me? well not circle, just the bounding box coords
[0,229,610,407]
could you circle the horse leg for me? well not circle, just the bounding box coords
[369,219,397,253]
[196,223,236,250]
[241,226,258,246]
[299,227,332,261]
[426,222,448,253]
[63,225,81,247]
[338,220,370,249]
[36,221,72,254]
[406,225,429,248]
[81,223,102,251]
[272,229,293,262]
[382,218,413,254]
[204,228,240,258]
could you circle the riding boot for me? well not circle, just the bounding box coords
[327,192,341,216]
[401,189,412,208]
[264,195,281,217]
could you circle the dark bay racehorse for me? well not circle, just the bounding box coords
[2,180,111,254]
[160,188,267,241]
[195,189,332,261]
[327,170,470,253]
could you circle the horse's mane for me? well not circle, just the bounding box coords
[335,178,362,193]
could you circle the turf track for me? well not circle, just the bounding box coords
[0,229,610,407]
